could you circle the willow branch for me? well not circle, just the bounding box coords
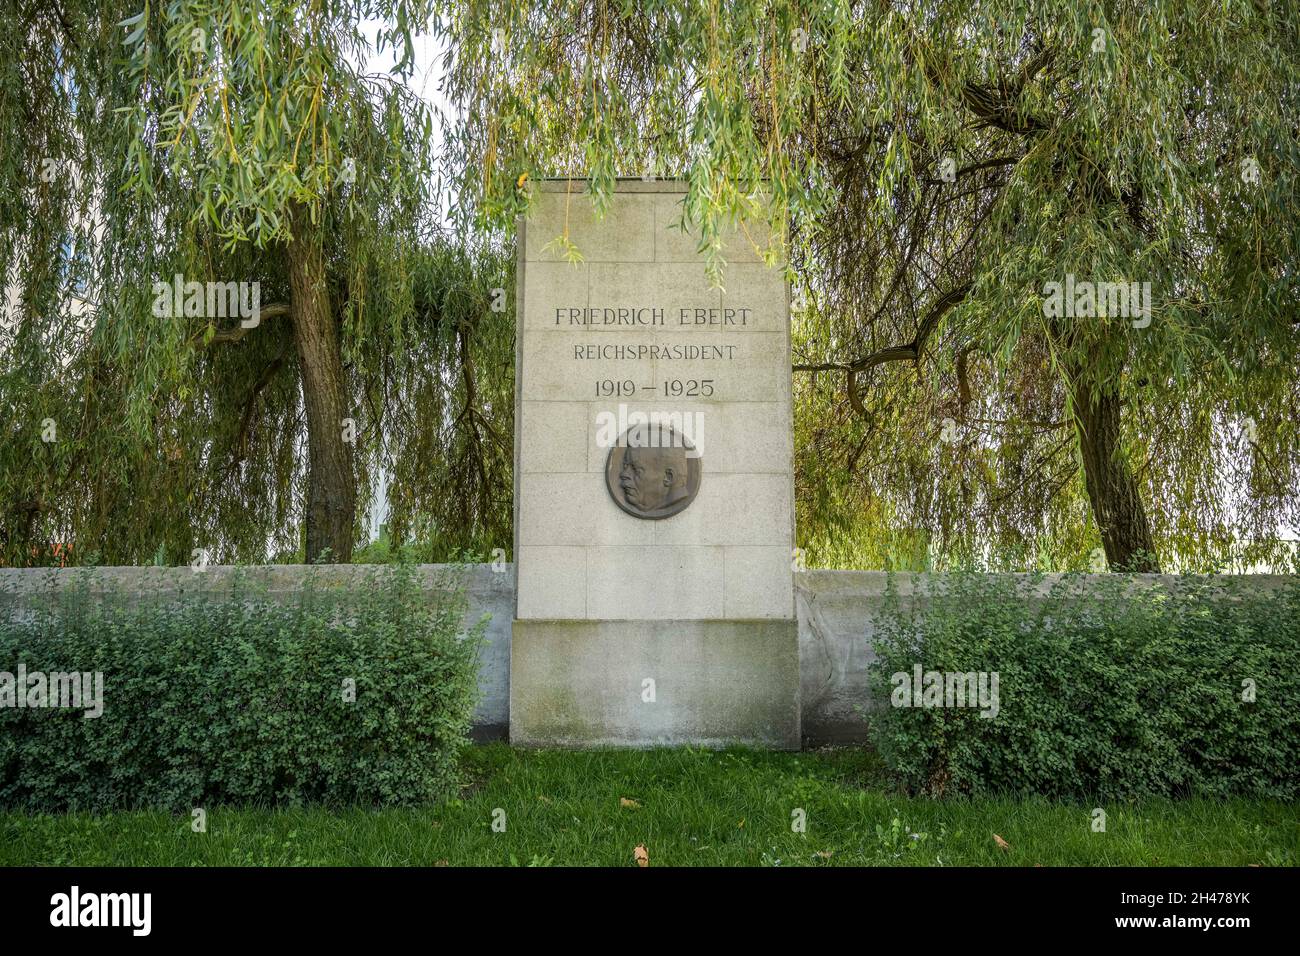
[208,302,292,344]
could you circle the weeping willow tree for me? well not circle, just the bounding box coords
[0,0,514,567]
[433,0,1299,571]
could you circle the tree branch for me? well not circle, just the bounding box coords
[920,155,1022,185]
[208,302,292,344]
[794,282,973,375]
[796,282,973,424]
[228,342,290,474]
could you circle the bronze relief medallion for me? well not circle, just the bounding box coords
[605,422,702,519]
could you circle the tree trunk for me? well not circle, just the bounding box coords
[1069,375,1159,572]
[287,202,354,563]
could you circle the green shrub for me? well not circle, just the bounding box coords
[867,573,1300,800]
[0,564,484,811]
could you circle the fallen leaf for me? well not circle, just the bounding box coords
[634,844,649,867]
[620,797,640,809]
[737,819,745,829]
[993,833,1011,850]
[814,850,834,859]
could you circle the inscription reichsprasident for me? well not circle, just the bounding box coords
[574,343,737,360]
[555,306,755,326]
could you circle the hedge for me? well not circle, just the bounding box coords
[867,573,1300,800]
[0,564,484,812]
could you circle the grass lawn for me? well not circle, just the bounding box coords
[2,744,1296,867]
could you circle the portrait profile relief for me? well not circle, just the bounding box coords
[605,422,702,519]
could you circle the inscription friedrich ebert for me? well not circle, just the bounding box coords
[555,305,755,326]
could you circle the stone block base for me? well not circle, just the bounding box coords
[510,619,800,748]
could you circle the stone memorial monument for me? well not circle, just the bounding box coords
[510,179,800,747]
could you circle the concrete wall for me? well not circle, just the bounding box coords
[0,564,517,743]
[796,569,1297,743]
[5,565,1289,746]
